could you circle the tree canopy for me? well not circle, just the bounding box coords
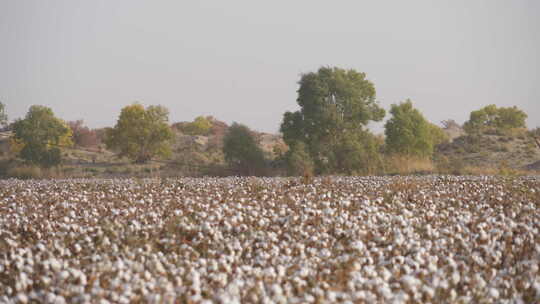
[463,104,527,134]
[286,141,314,176]
[385,100,446,157]
[12,105,73,167]
[280,67,385,174]
[105,103,173,163]
[182,116,213,136]
[223,123,266,176]
[68,120,99,148]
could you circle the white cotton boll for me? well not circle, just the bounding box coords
[378,285,393,300]
[49,259,62,272]
[473,274,486,290]
[41,276,51,286]
[54,295,66,304]
[46,293,56,303]
[341,200,351,208]
[394,232,404,246]
[16,293,28,304]
[402,264,412,275]
[144,270,152,281]
[277,265,286,278]
[77,273,87,285]
[421,286,435,299]
[153,260,166,275]
[392,292,409,304]
[297,267,310,278]
[36,243,46,252]
[114,260,125,270]
[451,271,460,285]
[380,267,392,282]
[59,270,70,280]
[428,262,437,273]
[319,249,332,258]
[304,294,316,303]
[530,263,539,274]
[327,290,337,302]
[488,288,499,299]
[271,284,283,296]
[350,241,364,251]
[401,275,420,291]
[532,282,540,300]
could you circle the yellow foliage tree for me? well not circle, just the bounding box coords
[105,103,173,163]
[12,105,73,167]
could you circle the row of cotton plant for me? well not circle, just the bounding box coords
[0,176,539,303]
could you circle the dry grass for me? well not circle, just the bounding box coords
[384,155,435,175]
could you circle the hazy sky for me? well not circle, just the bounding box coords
[1,1,539,133]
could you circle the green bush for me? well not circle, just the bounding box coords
[286,142,314,176]
[223,123,267,176]
[182,116,213,136]
[463,105,527,134]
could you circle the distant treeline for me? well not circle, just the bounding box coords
[0,67,537,178]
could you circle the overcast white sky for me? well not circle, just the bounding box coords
[1,1,539,133]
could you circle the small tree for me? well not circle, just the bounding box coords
[68,120,99,148]
[428,123,449,147]
[0,102,7,129]
[463,105,527,134]
[384,100,434,157]
[105,103,173,163]
[182,116,212,136]
[12,105,73,167]
[223,123,266,176]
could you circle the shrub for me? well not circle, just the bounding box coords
[182,116,213,136]
[68,120,100,148]
[286,142,314,177]
[463,105,527,134]
[223,123,267,176]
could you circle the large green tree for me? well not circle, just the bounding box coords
[463,104,527,134]
[12,105,73,167]
[223,123,266,176]
[280,67,385,174]
[105,103,173,163]
[384,100,445,157]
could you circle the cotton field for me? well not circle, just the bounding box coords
[0,176,539,303]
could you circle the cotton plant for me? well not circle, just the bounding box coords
[0,176,539,303]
